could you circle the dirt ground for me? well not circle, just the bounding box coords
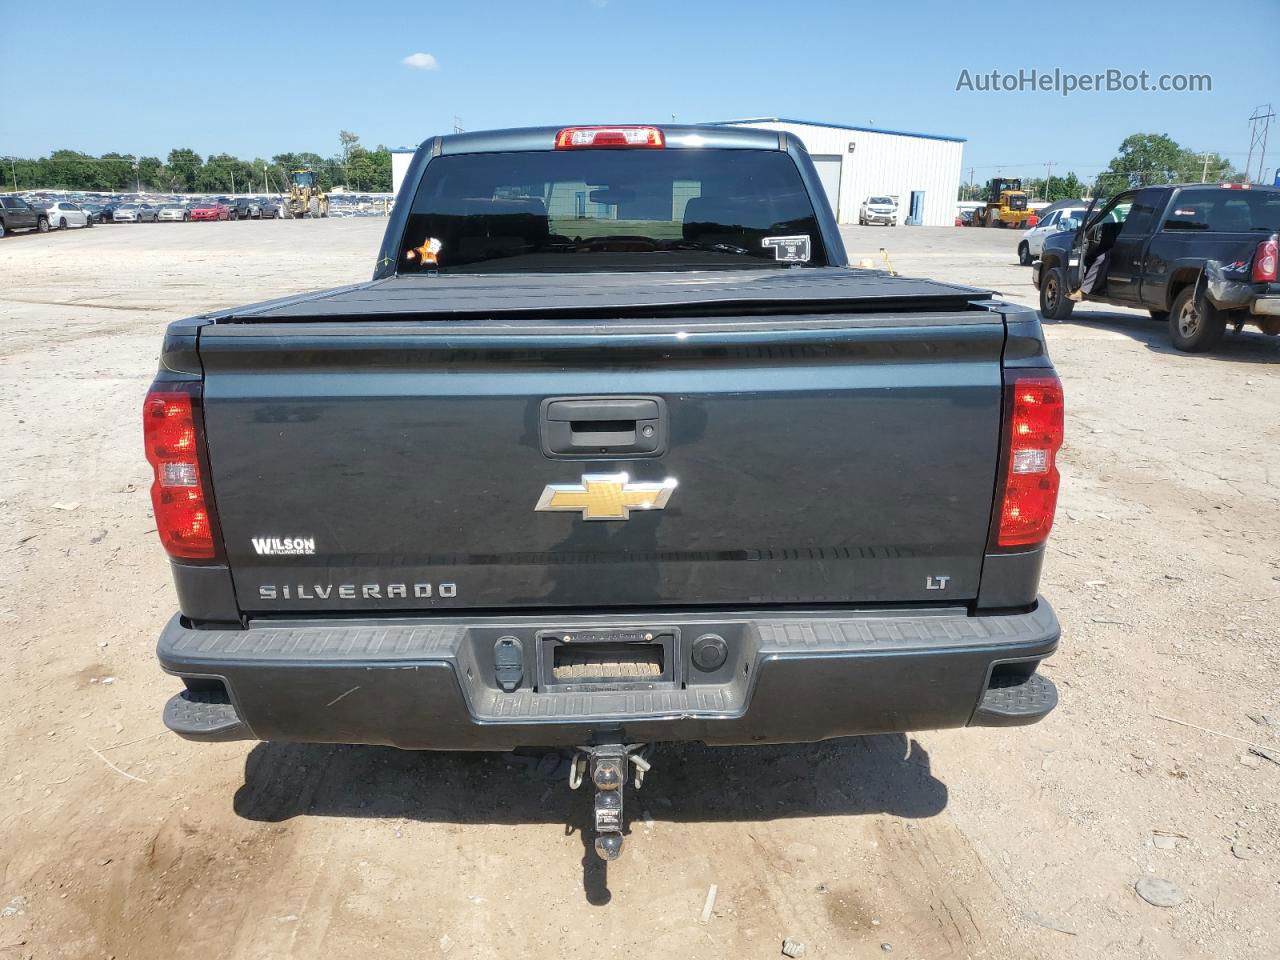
[1,219,1277,960]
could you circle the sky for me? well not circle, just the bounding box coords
[3,0,1278,185]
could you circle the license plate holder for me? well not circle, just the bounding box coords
[537,628,679,691]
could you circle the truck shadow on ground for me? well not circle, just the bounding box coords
[233,734,946,905]
[1044,307,1280,364]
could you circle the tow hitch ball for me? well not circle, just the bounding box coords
[570,744,651,861]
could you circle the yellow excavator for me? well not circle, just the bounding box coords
[972,177,1034,228]
[285,168,328,219]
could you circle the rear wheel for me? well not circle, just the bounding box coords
[36,216,49,233]
[1018,242,1032,266]
[58,217,67,230]
[1039,266,1075,321]
[1169,287,1225,352]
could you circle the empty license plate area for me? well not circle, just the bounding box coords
[538,629,679,691]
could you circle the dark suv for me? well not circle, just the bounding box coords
[216,197,252,220]
[0,196,51,238]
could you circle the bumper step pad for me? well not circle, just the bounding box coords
[971,672,1058,727]
[163,689,251,742]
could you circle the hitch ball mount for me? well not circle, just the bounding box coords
[570,743,652,861]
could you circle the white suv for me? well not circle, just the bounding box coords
[1019,207,1088,265]
[859,196,898,226]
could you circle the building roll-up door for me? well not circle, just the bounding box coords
[810,155,843,222]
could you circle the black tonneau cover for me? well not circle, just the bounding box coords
[219,269,992,322]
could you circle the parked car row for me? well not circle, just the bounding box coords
[2,190,393,237]
[0,193,289,235]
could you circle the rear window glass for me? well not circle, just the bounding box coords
[1164,189,1280,232]
[398,149,828,273]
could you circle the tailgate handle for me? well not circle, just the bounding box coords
[541,397,666,458]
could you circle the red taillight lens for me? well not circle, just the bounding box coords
[554,126,664,149]
[1252,238,1278,283]
[143,385,218,560]
[996,374,1064,548]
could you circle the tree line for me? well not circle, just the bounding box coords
[2,131,394,194]
[960,133,1243,202]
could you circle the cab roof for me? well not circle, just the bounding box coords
[436,124,784,156]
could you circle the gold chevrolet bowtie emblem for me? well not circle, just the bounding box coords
[535,473,677,521]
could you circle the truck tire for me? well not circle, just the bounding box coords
[1039,266,1075,321]
[37,216,50,233]
[0,220,7,238]
[1018,242,1032,266]
[1168,287,1225,352]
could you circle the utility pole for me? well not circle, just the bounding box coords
[1200,152,1212,182]
[8,158,16,192]
[453,115,464,134]
[1044,161,1056,199]
[1246,104,1275,183]
[968,166,975,200]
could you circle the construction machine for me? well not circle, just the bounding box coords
[285,168,328,219]
[973,177,1034,228]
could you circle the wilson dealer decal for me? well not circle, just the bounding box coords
[251,537,316,556]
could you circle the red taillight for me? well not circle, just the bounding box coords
[143,384,219,560]
[554,126,664,149]
[1253,238,1278,283]
[996,374,1064,548]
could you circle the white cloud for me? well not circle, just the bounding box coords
[402,52,440,71]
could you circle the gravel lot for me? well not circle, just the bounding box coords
[1,220,1277,960]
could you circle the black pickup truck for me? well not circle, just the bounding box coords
[145,124,1063,860]
[0,196,51,238]
[1034,182,1280,351]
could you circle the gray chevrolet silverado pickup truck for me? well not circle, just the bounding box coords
[146,124,1063,859]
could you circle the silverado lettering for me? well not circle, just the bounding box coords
[257,583,456,600]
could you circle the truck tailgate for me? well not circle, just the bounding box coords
[198,289,1005,613]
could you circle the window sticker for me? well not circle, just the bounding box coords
[762,235,811,262]
[757,234,808,261]
[407,237,443,265]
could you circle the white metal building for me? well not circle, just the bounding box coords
[713,118,965,227]
[391,147,417,198]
